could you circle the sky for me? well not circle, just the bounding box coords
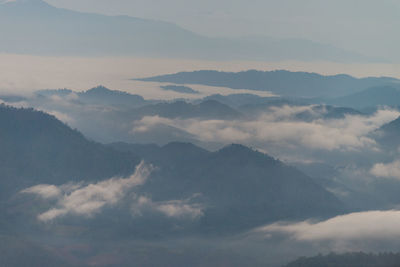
[44,0,400,61]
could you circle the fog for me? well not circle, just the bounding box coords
[1,54,400,98]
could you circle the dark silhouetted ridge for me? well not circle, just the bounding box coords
[0,105,139,198]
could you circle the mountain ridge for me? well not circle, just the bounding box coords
[0,0,372,62]
[137,70,399,98]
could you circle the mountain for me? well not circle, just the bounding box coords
[0,105,350,266]
[110,142,345,233]
[0,235,73,267]
[198,94,305,108]
[239,103,363,120]
[0,105,344,234]
[36,86,149,108]
[329,85,400,108]
[160,85,199,94]
[6,90,241,145]
[127,100,242,120]
[379,116,400,134]
[101,100,242,145]
[137,70,399,98]
[373,116,400,149]
[79,86,147,107]
[0,105,139,199]
[0,0,369,62]
[0,0,203,57]
[290,105,362,120]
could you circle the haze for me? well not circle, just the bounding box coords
[45,0,400,61]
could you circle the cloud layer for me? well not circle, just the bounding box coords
[132,107,400,151]
[22,162,204,222]
[257,210,400,242]
[23,161,152,221]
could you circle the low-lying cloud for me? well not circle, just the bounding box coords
[132,195,204,220]
[22,162,204,222]
[22,162,152,221]
[132,107,399,151]
[371,160,400,180]
[257,210,400,242]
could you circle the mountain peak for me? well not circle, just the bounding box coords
[85,86,112,94]
[2,0,46,3]
[216,144,277,164]
[1,0,52,8]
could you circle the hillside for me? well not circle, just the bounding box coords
[330,85,400,108]
[110,142,345,233]
[128,100,242,120]
[373,116,400,149]
[0,105,139,199]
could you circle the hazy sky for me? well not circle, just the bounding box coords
[45,0,400,60]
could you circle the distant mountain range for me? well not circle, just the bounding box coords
[0,0,372,62]
[2,83,400,265]
[128,100,242,120]
[137,70,399,98]
[0,105,344,236]
[36,86,149,108]
[0,86,368,146]
[328,85,400,108]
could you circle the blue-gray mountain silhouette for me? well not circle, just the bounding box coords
[36,86,148,108]
[110,142,345,233]
[329,85,400,108]
[160,85,199,94]
[137,70,399,98]
[0,0,371,62]
[0,105,139,199]
[0,105,343,234]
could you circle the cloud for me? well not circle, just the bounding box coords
[132,107,399,151]
[49,92,79,102]
[44,110,75,125]
[22,184,62,199]
[132,195,204,220]
[256,210,400,242]
[371,160,400,180]
[22,162,204,222]
[156,200,203,219]
[22,161,152,221]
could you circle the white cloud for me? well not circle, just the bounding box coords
[132,195,204,220]
[43,110,75,125]
[132,107,399,151]
[257,210,400,242]
[156,200,203,219]
[371,160,400,180]
[22,184,62,199]
[22,162,204,222]
[22,161,152,221]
